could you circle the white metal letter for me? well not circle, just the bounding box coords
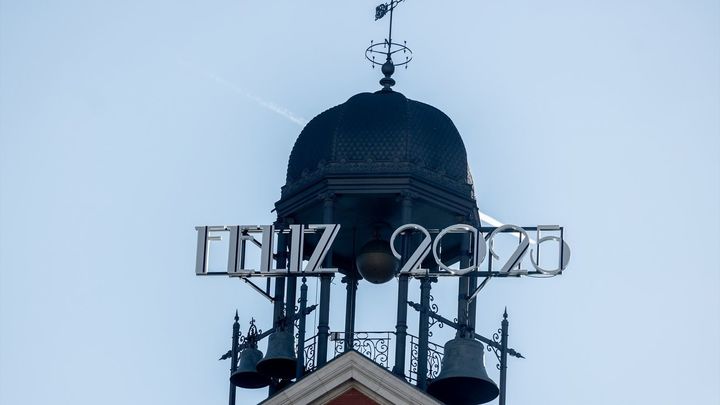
[304,224,340,273]
[195,226,209,275]
[227,226,264,276]
[288,224,305,273]
[259,225,275,273]
[391,224,432,275]
[432,224,486,275]
[530,235,571,275]
[488,224,530,274]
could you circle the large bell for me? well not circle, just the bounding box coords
[230,347,271,389]
[256,328,297,379]
[427,337,499,405]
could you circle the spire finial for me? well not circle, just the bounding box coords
[366,0,413,90]
[234,309,239,322]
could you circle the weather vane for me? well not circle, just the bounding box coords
[366,0,413,89]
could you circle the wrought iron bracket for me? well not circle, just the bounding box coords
[240,278,275,303]
[488,327,503,366]
[220,305,318,359]
[276,304,318,330]
[407,301,524,359]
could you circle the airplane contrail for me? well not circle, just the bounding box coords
[181,60,307,127]
[204,72,307,127]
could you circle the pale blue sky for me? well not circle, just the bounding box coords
[1,1,718,404]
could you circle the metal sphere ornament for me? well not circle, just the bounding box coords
[355,239,400,284]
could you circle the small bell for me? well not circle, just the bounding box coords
[230,347,271,389]
[256,327,297,379]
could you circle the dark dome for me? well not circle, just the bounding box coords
[282,90,473,197]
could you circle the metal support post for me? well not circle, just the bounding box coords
[272,228,288,325]
[285,278,296,328]
[457,231,470,337]
[269,229,287,397]
[295,277,308,380]
[393,194,412,376]
[393,274,409,376]
[228,311,240,405]
[468,267,477,331]
[317,195,334,366]
[457,276,469,332]
[343,276,358,351]
[275,221,297,331]
[317,276,331,365]
[416,275,432,389]
[272,280,286,325]
[275,220,297,330]
[499,308,509,405]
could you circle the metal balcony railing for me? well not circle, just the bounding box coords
[300,330,444,384]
